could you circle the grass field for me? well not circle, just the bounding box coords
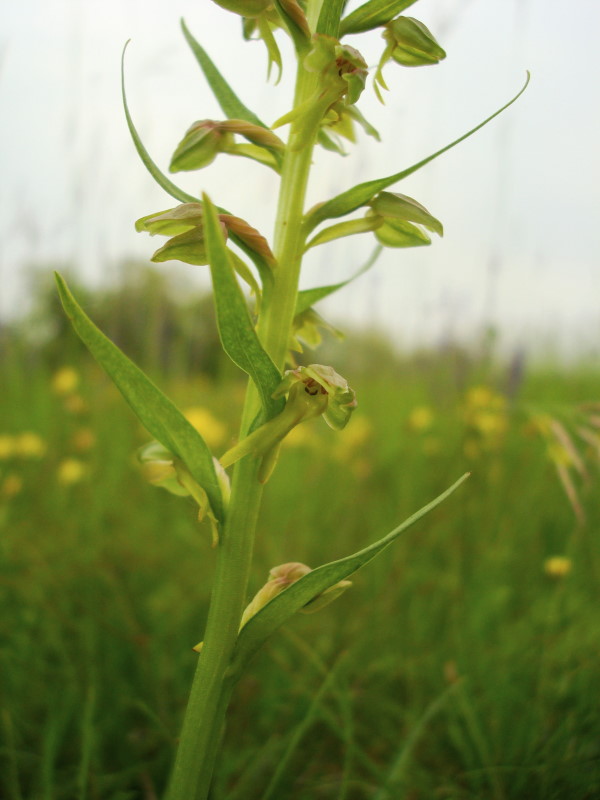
[1,326,599,799]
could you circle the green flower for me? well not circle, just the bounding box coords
[367,192,443,248]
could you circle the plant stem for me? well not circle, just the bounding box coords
[165,26,322,800]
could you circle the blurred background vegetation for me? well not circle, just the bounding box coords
[1,265,599,799]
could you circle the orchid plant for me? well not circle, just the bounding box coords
[55,1,527,797]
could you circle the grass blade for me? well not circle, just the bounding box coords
[55,272,225,522]
[202,194,283,420]
[259,654,348,800]
[305,74,530,232]
[230,473,470,678]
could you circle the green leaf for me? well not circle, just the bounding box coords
[230,473,470,679]
[202,194,283,419]
[316,0,345,36]
[305,73,531,232]
[54,273,225,522]
[121,41,197,205]
[180,19,267,128]
[295,245,382,314]
[340,0,418,36]
[180,19,283,170]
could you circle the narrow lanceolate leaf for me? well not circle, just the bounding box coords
[229,473,470,679]
[121,42,197,205]
[202,194,283,419]
[340,0,418,36]
[295,245,382,314]
[305,73,531,232]
[316,0,346,36]
[54,273,225,522]
[180,20,266,127]
[180,20,283,170]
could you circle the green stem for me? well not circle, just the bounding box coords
[165,16,322,800]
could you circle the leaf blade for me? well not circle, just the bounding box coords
[230,473,470,677]
[202,194,282,419]
[54,273,225,521]
[180,19,267,128]
[305,73,531,232]
[121,42,198,205]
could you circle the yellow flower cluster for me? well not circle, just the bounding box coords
[0,432,46,460]
[462,385,508,459]
[51,366,87,414]
[543,556,572,578]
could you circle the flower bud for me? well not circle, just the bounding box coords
[367,192,442,249]
[135,204,228,266]
[150,228,211,266]
[240,562,312,628]
[138,441,190,497]
[383,16,446,67]
[170,120,234,173]
[135,203,204,236]
[239,562,352,628]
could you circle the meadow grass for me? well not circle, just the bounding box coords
[1,338,599,799]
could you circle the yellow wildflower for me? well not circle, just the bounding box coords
[471,410,508,438]
[15,432,46,458]
[0,435,16,459]
[543,556,572,578]
[2,473,23,497]
[51,366,80,395]
[71,427,96,452]
[57,458,86,485]
[408,405,434,432]
[63,394,87,414]
[183,407,227,449]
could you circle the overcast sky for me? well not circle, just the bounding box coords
[1,0,599,358]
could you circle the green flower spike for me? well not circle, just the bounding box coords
[367,191,443,248]
[220,364,356,482]
[193,561,351,651]
[138,441,230,546]
[375,16,446,100]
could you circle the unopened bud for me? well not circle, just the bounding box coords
[170,120,233,173]
[135,204,228,266]
[240,562,312,628]
[138,441,190,497]
[383,16,446,67]
[368,192,442,249]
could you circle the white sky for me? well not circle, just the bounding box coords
[1,0,599,358]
